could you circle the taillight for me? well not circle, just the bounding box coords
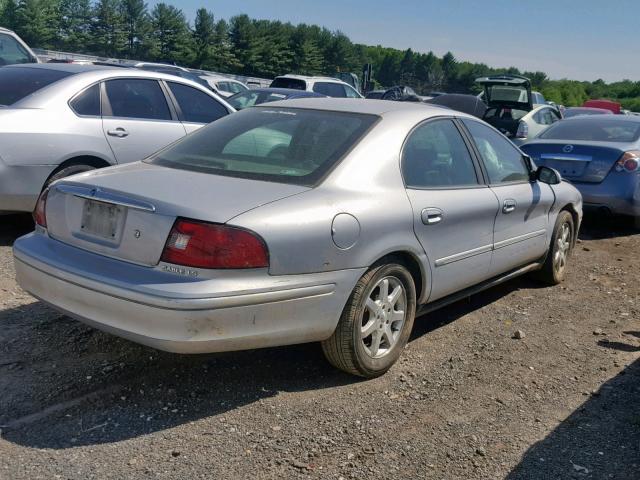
[33,188,49,228]
[615,150,640,172]
[515,121,529,139]
[161,219,269,269]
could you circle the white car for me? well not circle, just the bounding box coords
[0,27,39,65]
[199,75,249,98]
[270,74,363,98]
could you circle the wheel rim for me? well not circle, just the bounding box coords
[553,222,571,274]
[361,276,407,359]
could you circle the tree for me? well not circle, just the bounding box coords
[192,7,214,68]
[120,0,150,59]
[91,0,125,57]
[14,0,60,48]
[149,2,191,64]
[59,0,92,52]
[0,0,19,30]
[210,19,240,72]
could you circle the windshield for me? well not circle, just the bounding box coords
[228,91,288,110]
[270,77,306,90]
[0,67,74,106]
[147,107,378,186]
[0,33,35,65]
[539,119,640,143]
[563,108,610,118]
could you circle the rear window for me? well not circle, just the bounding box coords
[270,77,306,90]
[228,91,287,110]
[488,86,529,104]
[147,107,378,186]
[0,67,73,106]
[539,119,640,143]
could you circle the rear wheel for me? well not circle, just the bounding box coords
[322,262,416,378]
[44,163,97,189]
[535,211,574,285]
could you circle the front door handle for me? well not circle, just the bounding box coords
[502,199,517,214]
[107,128,129,138]
[421,207,443,225]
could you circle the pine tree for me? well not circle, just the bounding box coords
[91,0,125,57]
[14,0,60,48]
[149,2,192,64]
[120,0,150,59]
[1,0,19,30]
[192,7,214,69]
[59,0,92,52]
[211,19,240,72]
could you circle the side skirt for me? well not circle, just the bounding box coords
[416,262,543,317]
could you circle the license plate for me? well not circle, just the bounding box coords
[80,199,124,239]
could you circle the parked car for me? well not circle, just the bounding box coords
[521,115,640,221]
[583,99,621,114]
[199,75,249,98]
[476,75,561,145]
[0,27,38,65]
[563,107,613,118]
[227,87,325,110]
[13,99,582,378]
[365,89,386,99]
[0,63,234,214]
[427,93,487,118]
[133,62,212,91]
[270,74,363,98]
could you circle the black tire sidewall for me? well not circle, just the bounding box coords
[350,263,416,377]
[45,164,96,189]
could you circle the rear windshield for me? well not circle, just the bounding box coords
[563,108,610,118]
[147,107,378,186]
[270,77,306,90]
[539,118,640,143]
[0,67,74,106]
[488,85,529,104]
[0,32,35,65]
[228,90,288,110]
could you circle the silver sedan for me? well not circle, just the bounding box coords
[13,99,582,377]
[0,63,234,214]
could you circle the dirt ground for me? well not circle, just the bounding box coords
[0,213,638,480]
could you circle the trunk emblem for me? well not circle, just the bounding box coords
[563,145,574,153]
[134,229,141,239]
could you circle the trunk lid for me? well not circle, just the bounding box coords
[45,162,309,266]
[521,141,625,183]
[476,75,533,111]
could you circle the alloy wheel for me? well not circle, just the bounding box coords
[361,276,407,358]
[553,222,571,274]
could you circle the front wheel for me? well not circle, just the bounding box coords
[322,262,416,378]
[535,211,574,285]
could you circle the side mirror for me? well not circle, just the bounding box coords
[535,166,562,185]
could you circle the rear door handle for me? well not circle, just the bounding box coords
[421,207,443,225]
[107,128,129,138]
[502,199,517,214]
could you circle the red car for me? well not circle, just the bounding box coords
[583,99,621,114]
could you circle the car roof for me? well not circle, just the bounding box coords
[3,63,111,74]
[560,114,640,124]
[260,97,459,117]
[275,74,349,83]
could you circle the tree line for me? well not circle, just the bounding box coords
[1,0,639,110]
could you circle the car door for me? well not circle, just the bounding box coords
[101,78,186,164]
[461,118,554,275]
[402,118,499,301]
[165,81,231,134]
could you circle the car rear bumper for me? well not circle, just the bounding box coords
[13,232,364,354]
[572,173,640,217]
[0,162,56,213]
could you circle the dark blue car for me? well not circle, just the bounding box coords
[521,115,640,219]
[227,87,326,110]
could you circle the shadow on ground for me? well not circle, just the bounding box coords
[0,214,33,247]
[579,212,639,240]
[506,357,640,479]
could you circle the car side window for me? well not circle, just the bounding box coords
[344,85,360,98]
[313,82,347,97]
[167,82,228,124]
[104,79,171,121]
[402,119,479,188]
[462,119,530,184]
[70,83,100,116]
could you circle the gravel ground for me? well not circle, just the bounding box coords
[0,213,639,480]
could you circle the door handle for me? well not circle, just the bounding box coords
[502,199,517,214]
[421,207,443,225]
[107,128,129,138]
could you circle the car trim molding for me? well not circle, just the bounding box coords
[55,184,157,212]
[434,244,493,267]
[493,229,547,250]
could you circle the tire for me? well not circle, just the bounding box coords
[322,261,417,378]
[44,163,97,189]
[535,210,574,285]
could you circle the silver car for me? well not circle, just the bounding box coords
[13,99,582,378]
[0,27,39,65]
[0,63,234,213]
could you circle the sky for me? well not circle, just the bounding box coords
[148,0,640,83]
